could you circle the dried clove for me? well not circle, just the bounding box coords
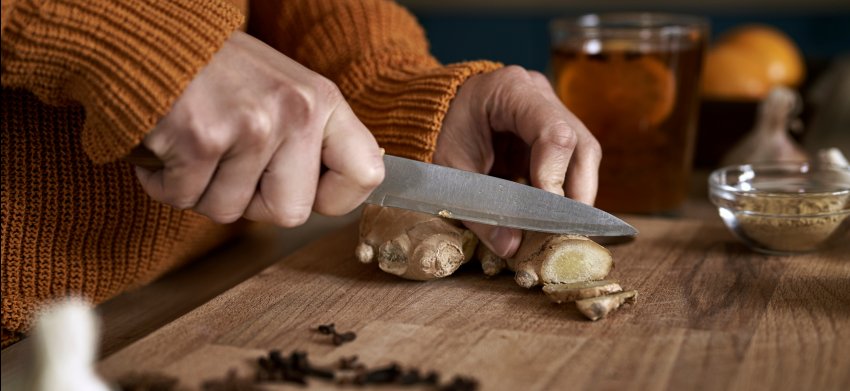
[332,331,357,346]
[355,363,402,385]
[423,371,441,386]
[338,355,364,371]
[315,322,357,346]
[289,351,334,380]
[201,369,259,391]
[316,323,336,335]
[439,376,479,391]
[398,369,423,385]
[145,322,479,390]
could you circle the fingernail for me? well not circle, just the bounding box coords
[489,228,520,258]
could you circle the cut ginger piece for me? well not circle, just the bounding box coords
[355,205,477,280]
[476,232,613,288]
[576,290,638,321]
[510,232,613,288]
[557,53,676,135]
[542,280,623,303]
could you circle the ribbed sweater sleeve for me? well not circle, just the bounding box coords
[249,0,502,162]
[0,0,245,163]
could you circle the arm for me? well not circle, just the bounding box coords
[1,0,244,163]
[251,0,600,259]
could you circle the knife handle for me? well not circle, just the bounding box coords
[125,145,165,170]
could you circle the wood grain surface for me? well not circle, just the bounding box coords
[97,216,850,391]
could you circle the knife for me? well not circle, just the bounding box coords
[369,155,636,237]
[125,147,637,237]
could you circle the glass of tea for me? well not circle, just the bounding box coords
[550,13,708,214]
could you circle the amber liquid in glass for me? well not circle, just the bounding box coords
[551,38,705,213]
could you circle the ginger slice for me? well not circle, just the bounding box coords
[542,280,623,303]
[576,290,638,321]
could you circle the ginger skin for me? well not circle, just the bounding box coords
[356,205,477,280]
[575,290,638,321]
[543,280,623,303]
[356,208,613,289]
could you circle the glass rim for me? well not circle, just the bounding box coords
[550,12,709,33]
[708,161,850,197]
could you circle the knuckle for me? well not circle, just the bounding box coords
[500,65,531,82]
[187,128,227,159]
[587,138,603,162]
[355,158,386,191]
[275,76,340,132]
[241,107,273,145]
[313,75,343,104]
[273,207,311,228]
[207,211,242,225]
[542,123,578,150]
[163,194,199,210]
[527,71,551,86]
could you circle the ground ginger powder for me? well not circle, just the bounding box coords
[734,192,849,253]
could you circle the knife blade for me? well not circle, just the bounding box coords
[124,147,636,237]
[367,155,637,237]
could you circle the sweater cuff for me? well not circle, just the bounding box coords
[342,55,503,162]
[1,0,244,163]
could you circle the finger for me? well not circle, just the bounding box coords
[469,222,522,259]
[193,114,276,224]
[528,71,601,204]
[440,150,521,258]
[314,103,385,216]
[488,70,575,196]
[133,142,218,210]
[243,131,322,227]
[564,136,601,204]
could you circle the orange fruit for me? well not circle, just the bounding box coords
[722,25,805,87]
[556,54,676,136]
[701,24,805,100]
[701,45,772,100]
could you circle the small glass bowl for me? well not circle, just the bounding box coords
[709,162,850,254]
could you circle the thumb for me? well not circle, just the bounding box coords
[437,157,521,258]
[466,221,521,259]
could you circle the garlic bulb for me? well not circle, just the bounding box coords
[721,86,808,166]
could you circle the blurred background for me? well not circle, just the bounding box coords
[399,0,850,171]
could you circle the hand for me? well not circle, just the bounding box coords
[434,66,602,258]
[135,31,385,226]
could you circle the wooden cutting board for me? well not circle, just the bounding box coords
[97,216,850,391]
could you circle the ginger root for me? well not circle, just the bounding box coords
[356,208,613,289]
[478,232,613,288]
[543,280,623,303]
[575,290,638,321]
[355,205,477,280]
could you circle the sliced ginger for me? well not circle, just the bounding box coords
[355,207,634,321]
[508,232,613,288]
[542,280,623,303]
[576,290,638,321]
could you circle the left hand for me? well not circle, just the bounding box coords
[434,66,602,258]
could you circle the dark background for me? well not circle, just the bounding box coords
[399,1,850,71]
[398,1,850,167]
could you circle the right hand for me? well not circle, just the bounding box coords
[134,31,385,226]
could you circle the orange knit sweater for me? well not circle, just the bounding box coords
[0,0,500,347]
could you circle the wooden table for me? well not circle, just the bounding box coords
[90,216,850,390]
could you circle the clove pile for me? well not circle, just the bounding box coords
[118,323,479,391]
[255,349,477,390]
